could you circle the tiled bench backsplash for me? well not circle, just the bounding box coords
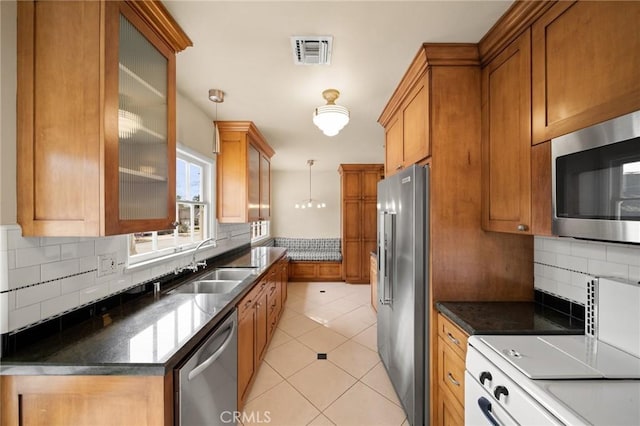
[534,236,640,305]
[0,223,250,334]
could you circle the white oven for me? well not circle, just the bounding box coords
[465,277,640,425]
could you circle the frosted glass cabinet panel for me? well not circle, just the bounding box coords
[118,13,169,221]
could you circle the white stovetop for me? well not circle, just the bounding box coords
[469,335,640,425]
[478,334,640,379]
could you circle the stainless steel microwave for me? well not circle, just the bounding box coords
[552,110,640,244]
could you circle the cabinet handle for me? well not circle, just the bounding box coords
[244,300,252,309]
[395,164,403,170]
[446,332,460,346]
[447,372,460,387]
[517,224,529,232]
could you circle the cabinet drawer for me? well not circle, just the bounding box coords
[438,337,466,406]
[438,313,468,359]
[237,289,256,318]
[267,283,279,320]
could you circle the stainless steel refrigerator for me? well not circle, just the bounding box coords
[377,164,429,426]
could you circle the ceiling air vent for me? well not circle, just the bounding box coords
[291,36,333,65]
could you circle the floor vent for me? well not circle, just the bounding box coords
[291,36,333,65]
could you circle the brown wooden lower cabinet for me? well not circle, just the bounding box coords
[237,258,288,410]
[288,261,342,282]
[436,386,464,426]
[0,374,172,425]
[436,313,469,426]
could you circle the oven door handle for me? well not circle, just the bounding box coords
[478,397,500,426]
[188,319,236,381]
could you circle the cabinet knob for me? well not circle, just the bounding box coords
[479,371,492,385]
[494,385,509,401]
[395,164,403,170]
[516,224,529,232]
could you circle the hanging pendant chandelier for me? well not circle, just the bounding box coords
[295,160,326,209]
[312,89,349,137]
[209,89,224,153]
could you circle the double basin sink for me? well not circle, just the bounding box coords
[171,268,258,295]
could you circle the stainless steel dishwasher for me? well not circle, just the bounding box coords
[176,309,237,426]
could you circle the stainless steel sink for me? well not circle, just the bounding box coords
[172,280,242,294]
[199,268,257,281]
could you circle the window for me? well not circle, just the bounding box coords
[251,220,270,242]
[128,146,214,264]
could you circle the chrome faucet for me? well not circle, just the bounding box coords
[175,238,217,274]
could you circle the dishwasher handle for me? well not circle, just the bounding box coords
[188,318,236,381]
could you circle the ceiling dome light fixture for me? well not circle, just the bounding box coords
[295,160,326,209]
[313,89,349,137]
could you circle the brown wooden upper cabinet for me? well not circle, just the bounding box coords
[17,1,191,236]
[481,30,533,234]
[378,50,430,177]
[216,121,275,223]
[531,1,640,144]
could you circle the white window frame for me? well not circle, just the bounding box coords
[127,145,215,266]
[251,220,270,244]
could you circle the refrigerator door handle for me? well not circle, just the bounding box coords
[380,212,395,305]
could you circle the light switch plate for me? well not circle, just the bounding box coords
[97,252,118,277]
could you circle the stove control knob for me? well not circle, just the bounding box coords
[479,371,492,385]
[494,385,509,401]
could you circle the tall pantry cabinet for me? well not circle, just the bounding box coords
[339,164,384,284]
[17,1,191,236]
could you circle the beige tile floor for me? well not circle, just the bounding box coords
[241,282,409,426]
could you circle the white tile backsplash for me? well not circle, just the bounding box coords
[606,245,640,266]
[587,259,629,280]
[570,241,607,261]
[16,281,60,308]
[79,284,109,305]
[0,223,252,334]
[15,245,60,268]
[7,227,38,250]
[59,273,95,295]
[535,236,640,305]
[8,304,41,332]
[41,258,80,282]
[41,293,80,319]
[61,241,95,260]
[8,265,41,289]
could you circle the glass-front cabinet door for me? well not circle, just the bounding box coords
[105,3,177,234]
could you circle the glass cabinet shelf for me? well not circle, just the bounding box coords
[119,167,167,182]
[119,63,165,103]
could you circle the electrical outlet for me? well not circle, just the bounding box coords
[97,253,118,277]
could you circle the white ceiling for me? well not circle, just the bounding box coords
[164,1,513,172]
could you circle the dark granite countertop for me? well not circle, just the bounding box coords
[436,301,584,336]
[0,247,286,376]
